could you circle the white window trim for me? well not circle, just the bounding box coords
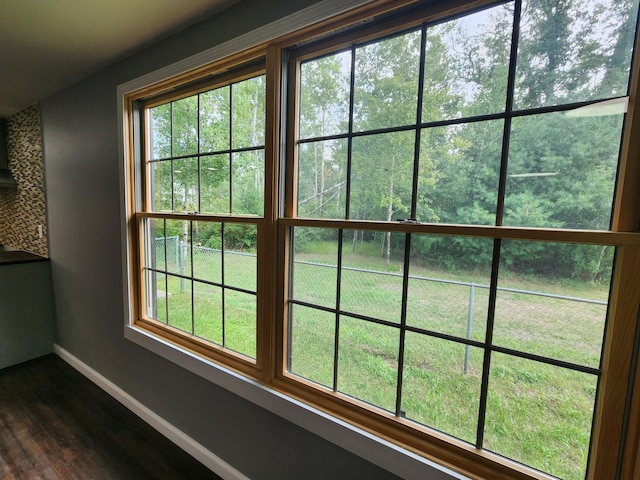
[117,1,468,478]
[123,325,467,480]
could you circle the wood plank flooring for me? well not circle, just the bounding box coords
[0,354,223,480]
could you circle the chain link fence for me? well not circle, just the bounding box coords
[154,238,607,372]
[155,237,256,291]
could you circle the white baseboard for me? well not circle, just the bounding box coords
[53,344,250,480]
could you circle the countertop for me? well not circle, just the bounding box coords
[0,251,49,265]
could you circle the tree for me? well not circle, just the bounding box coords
[231,75,266,216]
[145,74,265,257]
[293,0,636,279]
[298,53,349,218]
[350,31,421,263]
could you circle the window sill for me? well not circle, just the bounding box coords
[124,324,469,480]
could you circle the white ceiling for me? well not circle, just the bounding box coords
[0,0,239,118]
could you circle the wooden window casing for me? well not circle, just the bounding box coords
[126,54,270,379]
[122,1,640,478]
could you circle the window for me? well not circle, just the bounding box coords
[129,60,267,375]
[281,2,639,478]
[124,1,640,479]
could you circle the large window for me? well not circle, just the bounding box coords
[124,1,640,479]
[132,62,266,373]
[282,2,638,478]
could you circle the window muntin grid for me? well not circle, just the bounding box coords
[147,74,265,216]
[287,1,637,477]
[294,0,637,231]
[286,226,611,478]
[142,217,258,359]
[139,67,265,362]
[121,1,640,478]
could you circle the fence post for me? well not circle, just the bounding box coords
[180,240,186,293]
[174,236,179,272]
[464,283,475,375]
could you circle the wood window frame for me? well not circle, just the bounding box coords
[125,52,271,380]
[121,1,640,478]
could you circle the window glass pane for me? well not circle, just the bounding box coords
[299,51,351,139]
[418,120,502,224]
[338,317,399,412]
[297,139,347,219]
[232,75,265,149]
[144,217,166,273]
[515,0,638,109]
[166,273,192,334]
[173,157,199,212]
[200,154,230,214]
[504,112,623,229]
[354,30,421,132]
[192,221,222,285]
[224,289,256,358]
[163,220,187,277]
[402,333,483,444]
[495,241,612,369]
[422,4,512,122]
[232,150,264,216]
[223,223,257,291]
[150,160,172,212]
[149,103,171,159]
[350,131,414,221]
[407,235,493,341]
[341,230,405,324]
[289,304,335,388]
[292,227,338,310]
[485,353,597,480]
[172,95,198,156]
[145,270,167,323]
[199,86,230,153]
[194,281,223,345]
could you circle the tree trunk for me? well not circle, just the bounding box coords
[592,245,608,283]
[320,109,326,208]
[314,143,319,209]
[251,87,261,191]
[384,156,395,266]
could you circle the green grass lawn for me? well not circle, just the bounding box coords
[150,247,258,359]
[152,240,609,480]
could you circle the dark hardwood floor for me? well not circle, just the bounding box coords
[0,354,223,480]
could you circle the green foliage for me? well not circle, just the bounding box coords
[194,222,222,249]
[149,74,266,216]
[225,223,257,251]
[296,0,637,281]
[147,3,639,475]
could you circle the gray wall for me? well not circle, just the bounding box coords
[40,1,401,478]
[0,260,54,368]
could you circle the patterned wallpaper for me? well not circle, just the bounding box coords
[0,103,48,257]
